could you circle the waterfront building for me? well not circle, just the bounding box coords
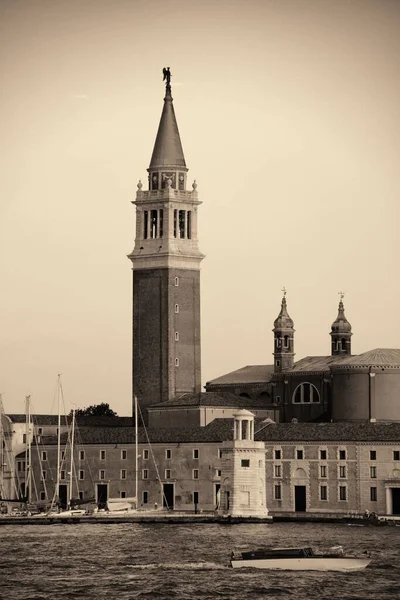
[12,419,400,517]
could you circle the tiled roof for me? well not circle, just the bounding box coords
[6,414,132,427]
[255,421,400,442]
[333,348,400,368]
[288,355,349,372]
[148,392,271,410]
[6,414,61,425]
[26,420,400,447]
[206,365,275,386]
[38,420,235,446]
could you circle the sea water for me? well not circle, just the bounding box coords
[0,522,398,599]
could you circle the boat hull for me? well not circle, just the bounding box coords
[230,557,371,571]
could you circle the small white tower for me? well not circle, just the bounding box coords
[219,409,268,518]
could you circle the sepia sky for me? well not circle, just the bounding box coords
[1,0,399,416]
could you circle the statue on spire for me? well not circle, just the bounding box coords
[162,67,171,90]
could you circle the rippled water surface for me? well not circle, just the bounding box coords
[0,522,399,599]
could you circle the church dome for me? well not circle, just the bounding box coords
[331,300,352,334]
[274,296,294,330]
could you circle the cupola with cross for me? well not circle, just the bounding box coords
[273,288,295,373]
[128,70,204,419]
[330,292,352,356]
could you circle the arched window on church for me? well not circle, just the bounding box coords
[293,383,320,404]
[284,335,289,348]
[341,338,347,350]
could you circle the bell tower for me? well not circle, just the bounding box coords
[128,70,204,417]
[273,288,295,373]
[330,292,352,356]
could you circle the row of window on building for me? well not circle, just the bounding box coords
[273,484,379,502]
[272,464,381,479]
[35,468,202,482]
[17,447,400,470]
[25,448,203,465]
[271,448,400,461]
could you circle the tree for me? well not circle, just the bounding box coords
[71,403,118,417]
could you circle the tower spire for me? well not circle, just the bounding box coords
[149,67,186,174]
[330,292,352,356]
[273,289,295,372]
[128,70,204,420]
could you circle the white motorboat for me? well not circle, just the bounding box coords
[230,546,371,571]
[47,509,86,518]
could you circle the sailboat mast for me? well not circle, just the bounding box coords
[68,405,75,507]
[55,374,61,505]
[25,395,32,503]
[0,394,4,498]
[135,395,138,508]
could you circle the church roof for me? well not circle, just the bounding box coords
[332,348,400,369]
[288,355,350,372]
[206,365,275,386]
[148,391,270,409]
[149,87,186,169]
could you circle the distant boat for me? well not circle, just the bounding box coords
[230,546,371,571]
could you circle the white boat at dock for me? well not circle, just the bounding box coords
[230,546,371,571]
